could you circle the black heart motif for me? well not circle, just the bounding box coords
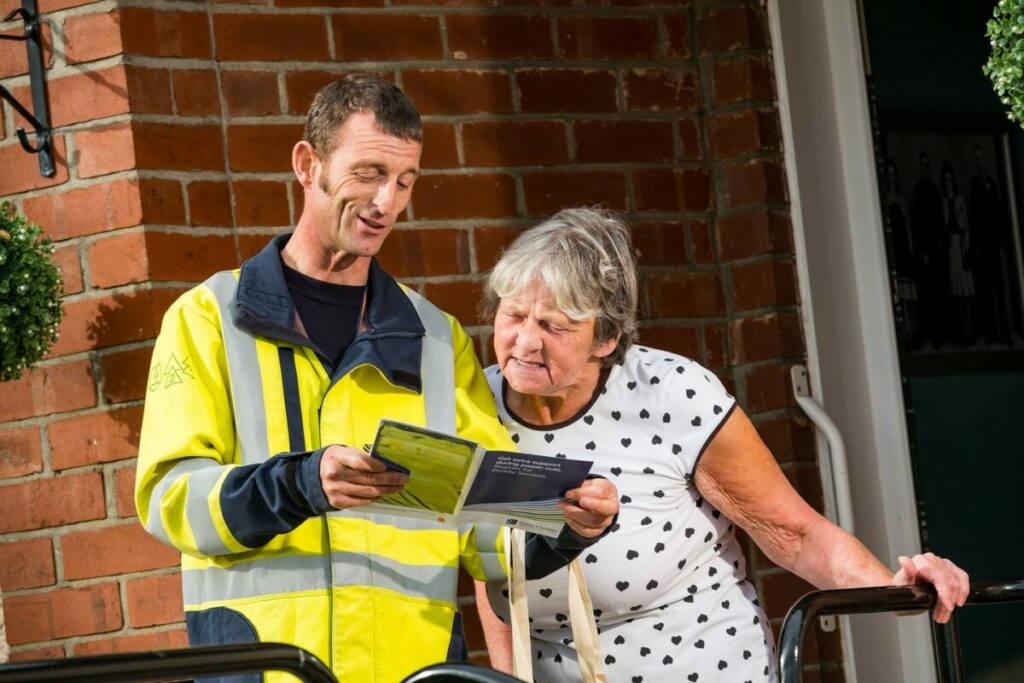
[654,542,665,552]
[697,613,708,623]
[683,595,694,603]
[677,559,686,569]
[627,381,637,390]
[687,585,697,594]
[722,600,730,609]
[651,377,660,384]
[711,583,720,590]
[694,639,705,649]
[555,453,566,459]
[620,494,632,504]
[641,516,652,525]
[639,347,648,352]
[610,523,620,532]
[713,404,722,414]
[712,509,721,519]
[562,638,571,645]
[611,410,621,420]
[727,627,737,636]
[539,588,552,598]
[663,413,671,423]
[652,435,663,445]
[671,635,682,645]
[585,553,597,564]
[743,650,752,660]
[621,438,631,447]
[630,604,642,611]
[672,444,682,455]
[653,622,664,631]
[704,531,713,543]
[640,647,651,657]
[642,467,655,475]
[753,615,760,625]
[544,433,554,443]
[663,521,673,531]
[593,609,602,617]
[616,581,629,591]
[605,655,616,665]
[713,543,722,552]
[555,613,567,622]
[686,388,696,398]
[654,490,665,498]
[614,635,625,645]
[584,415,594,425]
[691,416,702,427]
[685,528,695,538]
[626,549,639,560]
[553,654,562,663]
[646,580,658,590]
[511,433,520,442]
[610,467,622,476]
[717,661,728,670]
[688,675,698,682]
[696,497,704,508]
[586,441,596,450]
[676,366,686,374]
[640,409,649,418]
[632,677,643,683]
[662,655,673,665]
[709,567,718,576]
[502,589,509,598]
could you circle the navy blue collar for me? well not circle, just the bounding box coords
[232,233,425,391]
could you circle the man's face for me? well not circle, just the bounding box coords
[309,112,422,260]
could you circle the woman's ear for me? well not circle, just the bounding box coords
[591,334,620,360]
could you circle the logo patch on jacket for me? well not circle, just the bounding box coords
[149,353,194,391]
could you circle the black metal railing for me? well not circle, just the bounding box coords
[0,642,336,683]
[777,579,1024,683]
[403,663,522,682]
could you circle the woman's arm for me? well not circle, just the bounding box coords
[473,579,513,674]
[694,408,968,622]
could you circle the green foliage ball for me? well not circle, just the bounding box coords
[0,202,64,382]
[985,0,1024,125]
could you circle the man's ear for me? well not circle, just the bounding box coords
[293,140,317,188]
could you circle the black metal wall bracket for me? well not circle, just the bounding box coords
[0,0,54,177]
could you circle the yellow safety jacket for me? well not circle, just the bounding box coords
[136,236,586,683]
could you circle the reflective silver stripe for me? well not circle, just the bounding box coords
[353,511,451,532]
[146,458,222,547]
[474,524,506,582]
[403,287,455,433]
[185,466,234,556]
[181,552,456,605]
[206,271,270,466]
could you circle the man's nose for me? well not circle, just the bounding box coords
[372,181,398,216]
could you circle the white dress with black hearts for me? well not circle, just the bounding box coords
[484,346,777,683]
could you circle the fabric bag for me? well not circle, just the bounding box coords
[506,527,609,683]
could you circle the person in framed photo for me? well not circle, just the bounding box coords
[912,150,948,348]
[885,158,919,348]
[969,144,1014,346]
[940,161,975,346]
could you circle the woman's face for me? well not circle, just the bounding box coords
[493,281,617,401]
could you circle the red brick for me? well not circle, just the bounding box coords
[557,17,658,60]
[145,232,239,282]
[522,171,627,217]
[88,231,146,288]
[703,323,728,369]
[188,181,233,227]
[4,582,121,645]
[679,117,702,161]
[64,9,122,64]
[285,70,392,115]
[0,537,54,590]
[723,159,787,207]
[707,109,780,160]
[631,222,687,267]
[730,259,798,311]
[624,69,699,112]
[412,174,517,220]
[377,229,470,277]
[423,279,484,327]
[713,56,774,106]
[690,218,713,264]
[0,426,43,480]
[12,65,128,129]
[634,168,713,213]
[63,523,179,580]
[120,8,211,58]
[73,628,188,657]
[333,14,441,60]
[38,0,96,11]
[50,288,182,357]
[126,573,184,627]
[647,271,724,318]
[420,123,459,169]
[75,123,135,179]
[730,312,803,365]
[401,70,512,115]
[700,4,766,55]
[636,325,700,360]
[0,136,68,196]
[462,120,568,167]
[48,405,143,470]
[718,209,792,262]
[755,414,816,465]
[140,178,187,226]
[665,12,691,59]
[238,233,278,262]
[0,472,105,534]
[474,225,524,271]
[101,346,153,404]
[114,464,137,517]
[37,179,143,240]
[126,66,174,115]
[222,70,281,117]
[214,13,328,61]
[172,70,221,117]
[0,22,51,79]
[53,243,83,295]
[517,69,618,114]
[7,645,65,662]
[227,124,304,172]
[575,120,674,164]
[133,122,224,172]
[447,14,553,60]
[233,180,290,226]
[743,362,795,414]
[0,359,96,423]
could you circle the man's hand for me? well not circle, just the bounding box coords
[558,477,619,539]
[319,445,409,510]
[890,552,970,623]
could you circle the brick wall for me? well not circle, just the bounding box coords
[0,0,842,680]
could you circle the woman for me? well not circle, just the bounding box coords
[475,207,969,682]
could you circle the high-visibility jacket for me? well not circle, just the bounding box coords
[135,235,585,683]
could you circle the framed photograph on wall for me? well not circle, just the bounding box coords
[880,116,1024,360]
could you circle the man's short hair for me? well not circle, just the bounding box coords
[304,73,422,158]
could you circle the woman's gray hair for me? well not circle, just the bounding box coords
[481,207,639,367]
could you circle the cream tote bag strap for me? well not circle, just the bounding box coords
[507,527,609,683]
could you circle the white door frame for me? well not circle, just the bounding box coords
[767,1,936,681]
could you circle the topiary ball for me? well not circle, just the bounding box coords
[0,202,64,382]
[984,0,1024,126]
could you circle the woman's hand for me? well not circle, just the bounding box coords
[890,553,970,623]
[559,477,619,538]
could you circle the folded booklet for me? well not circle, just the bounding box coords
[364,419,594,537]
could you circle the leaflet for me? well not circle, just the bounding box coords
[364,419,593,537]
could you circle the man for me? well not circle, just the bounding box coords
[135,74,618,683]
